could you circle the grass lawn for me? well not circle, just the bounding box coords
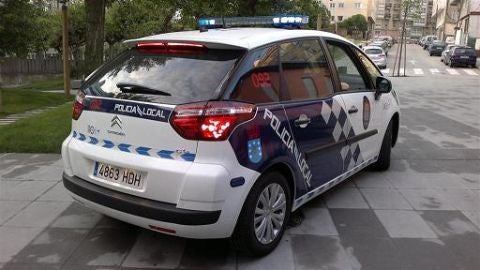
[0,87,73,118]
[13,77,64,91]
[0,104,72,153]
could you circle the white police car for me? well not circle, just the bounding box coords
[62,16,400,256]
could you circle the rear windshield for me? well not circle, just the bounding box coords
[454,48,475,55]
[365,48,383,54]
[82,48,244,104]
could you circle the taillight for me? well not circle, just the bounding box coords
[72,91,85,120]
[137,42,206,54]
[170,101,256,141]
[379,54,386,58]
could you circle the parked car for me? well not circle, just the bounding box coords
[441,44,459,63]
[428,41,446,56]
[423,35,437,50]
[364,45,387,69]
[369,40,389,56]
[62,16,400,256]
[445,46,477,67]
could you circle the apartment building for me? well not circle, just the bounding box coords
[319,0,377,37]
[375,0,435,40]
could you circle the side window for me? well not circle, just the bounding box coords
[230,46,280,104]
[326,41,369,92]
[354,48,381,87]
[280,39,334,101]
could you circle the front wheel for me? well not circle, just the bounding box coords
[231,171,291,256]
[450,61,455,68]
[370,121,392,171]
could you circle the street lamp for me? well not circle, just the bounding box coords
[59,0,71,96]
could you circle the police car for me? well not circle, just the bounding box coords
[62,16,400,256]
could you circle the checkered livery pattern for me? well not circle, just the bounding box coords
[72,131,196,162]
[293,155,377,209]
[320,99,364,172]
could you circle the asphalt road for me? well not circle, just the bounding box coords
[0,44,479,270]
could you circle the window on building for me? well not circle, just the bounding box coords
[338,16,343,21]
[339,3,344,8]
[330,3,336,8]
[355,3,362,8]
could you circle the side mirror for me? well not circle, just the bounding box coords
[375,76,392,99]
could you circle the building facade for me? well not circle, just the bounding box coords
[452,0,480,53]
[319,0,377,37]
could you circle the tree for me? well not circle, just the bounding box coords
[338,14,368,37]
[85,0,106,74]
[0,0,43,57]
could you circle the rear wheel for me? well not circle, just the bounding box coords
[450,61,455,68]
[370,121,392,171]
[231,171,291,256]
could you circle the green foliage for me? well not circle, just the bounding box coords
[0,104,72,153]
[0,0,44,57]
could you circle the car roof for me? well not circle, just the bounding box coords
[124,28,351,50]
[363,46,384,52]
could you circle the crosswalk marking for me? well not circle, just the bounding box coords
[446,68,460,75]
[413,68,424,75]
[430,68,440,74]
[463,69,478,75]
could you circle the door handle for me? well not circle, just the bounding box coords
[348,106,358,114]
[294,116,311,128]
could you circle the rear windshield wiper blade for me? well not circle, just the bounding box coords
[116,82,171,96]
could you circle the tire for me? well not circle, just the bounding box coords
[231,171,291,256]
[370,121,392,171]
[429,52,432,56]
[450,61,455,68]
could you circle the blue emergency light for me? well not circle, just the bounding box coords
[198,15,309,29]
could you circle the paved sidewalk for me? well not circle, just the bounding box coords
[1,63,480,269]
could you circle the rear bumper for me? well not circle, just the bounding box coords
[63,173,221,225]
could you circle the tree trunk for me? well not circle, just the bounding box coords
[85,0,106,75]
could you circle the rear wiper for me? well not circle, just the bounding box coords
[116,82,171,96]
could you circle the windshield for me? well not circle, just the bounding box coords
[454,48,475,55]
[365,48,383,54]
[82,48,244,104]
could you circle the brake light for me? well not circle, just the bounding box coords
[170,101,256,141]
[72,91,85,120]
[379,54,386,58]
[137,42,206,54]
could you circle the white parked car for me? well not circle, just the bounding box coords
[364,46,387,69]
[62,16,400,256]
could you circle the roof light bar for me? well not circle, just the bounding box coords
[198,15,309,29]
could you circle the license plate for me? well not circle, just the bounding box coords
[460,56,469,59]
[93,162,144,190]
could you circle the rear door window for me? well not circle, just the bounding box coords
[83,47,244,104]
[279,39,333,101]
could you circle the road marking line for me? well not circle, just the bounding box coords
[446,68,460,75]
[463,69,478,75]
[413,68,424,75]
[430,68,440,74]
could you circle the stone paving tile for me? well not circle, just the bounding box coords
[9,165,63,181]
[63,227,139,268]
[421,173,469,189]
[9,228,89,265]
[288,208,337,236]
[353,171,393,188]
[329,209,389,238]
[51,203,102,229]
[0,263,62,270]
[399,189,456,210]
[324,187,369,209]
[360,188,413,210]
[180,238,235,270]
[0,227,43,263]
[435,189,480,211]
[4,201,71,228]
[121,230,185,269]
[301,196,326,208]
[0,181,56,201]
[462,211,480,230]
[392,238,465,270]
[0,201,31,225]
[338,234,403,270]
[385,172,431,189]
[458,173,480,189]
[238,234,293,270]
[291,235,357,270]
[37,182,74,202]
[374,210,437,238]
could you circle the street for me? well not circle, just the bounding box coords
[0,44,479,270]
